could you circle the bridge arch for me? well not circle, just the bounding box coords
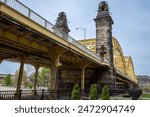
[79,37,137,82]
[112,37,126,74]
[124,56,137,82]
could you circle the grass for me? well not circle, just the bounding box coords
[142,94,150,98]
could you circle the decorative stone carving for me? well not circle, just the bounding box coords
[98,1,109,12]
[53,12,70,39]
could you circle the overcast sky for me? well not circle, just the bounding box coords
[0,0,150,76]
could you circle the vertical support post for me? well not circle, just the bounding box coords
[48,48,66,99]
[55,68,59,91]
[33,65,40,95]
[55,67,60,99]
[81,66,85,91]
[28,9,31,18]
[40,89,44,100]
[49,64,57,99]
[74,54,91,99]
[50,64,56,91]
[15,57,25,99]
[80,66,85,99]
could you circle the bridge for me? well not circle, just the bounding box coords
[0,0,141,99]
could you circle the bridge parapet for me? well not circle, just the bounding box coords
[0,0,108,64]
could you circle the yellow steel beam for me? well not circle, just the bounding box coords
[3,24,19,33]
[18,31,33,39]
[40,42,52,47]
[29,37,45,43]
[0,47,23,55]
[0,29,49,52]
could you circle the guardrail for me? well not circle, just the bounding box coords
[0,0,108,64]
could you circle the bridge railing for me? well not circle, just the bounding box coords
[0,0,109,64]
[116,69,138,84]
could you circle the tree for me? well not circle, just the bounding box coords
[38,67,50,86]
[90,84,98,100]
[14,69,29,87]
[101,85,110,100]
[3,74,12,86]
[71,83,80,100]
[25,64,35,77]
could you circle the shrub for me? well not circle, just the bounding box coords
[71,83,80,100]
[90,84,98,100]
[27,82,33,89]
[101,85,110,100]
[3,74,12,86]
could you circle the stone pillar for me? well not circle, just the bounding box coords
[94,1,115,90]
[94,1,114,66]
[15,57,25,99]
[33,65,40,95]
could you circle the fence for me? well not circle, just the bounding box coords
[0,0,108,64]
[0,89,72,100]
[0,89,142,100]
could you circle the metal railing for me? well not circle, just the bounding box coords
[0,89,72,100]
[0,89,142,100]
[0,0,106,64]
[0,90,16,100]
[116,69,138,84]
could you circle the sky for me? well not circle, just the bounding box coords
[0,0,150,76]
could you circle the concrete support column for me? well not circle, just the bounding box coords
[33,65,40,95]
[15,57,25,99]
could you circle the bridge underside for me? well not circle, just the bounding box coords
[0,1,141,100]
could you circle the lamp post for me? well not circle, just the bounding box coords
[75,28,86,40]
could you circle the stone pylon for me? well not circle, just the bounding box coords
[94,1,116,89]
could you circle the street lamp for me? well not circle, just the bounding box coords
[75,28,86,40]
